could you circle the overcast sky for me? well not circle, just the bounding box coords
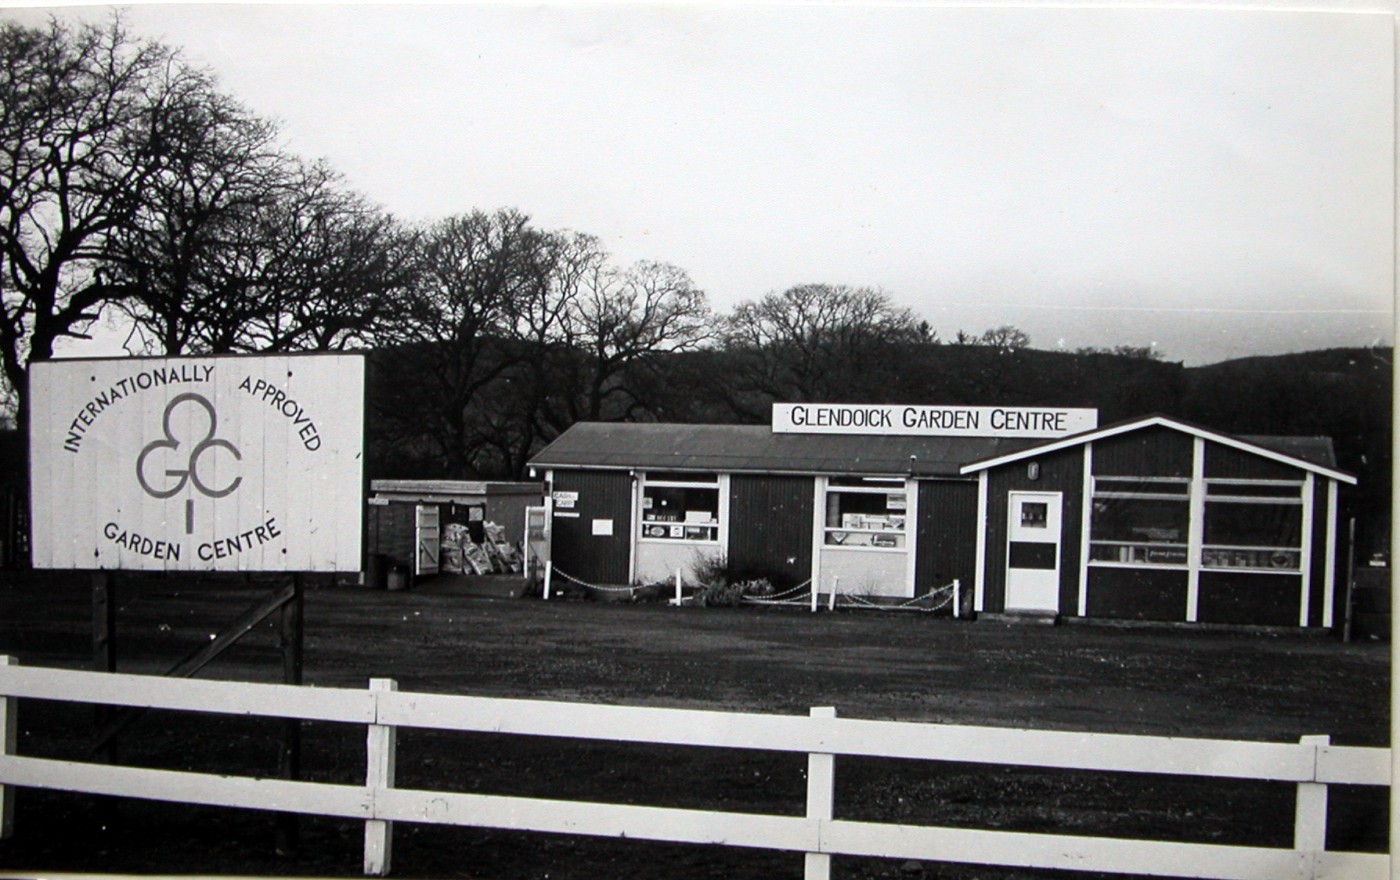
[10,2,1396,365]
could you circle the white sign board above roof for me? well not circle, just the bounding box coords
[772,403,1098,439]
[29,354,365,572]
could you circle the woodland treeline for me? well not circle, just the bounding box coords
[1,17,1390,550]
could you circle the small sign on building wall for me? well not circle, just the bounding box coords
[29,354,365,572]
[552,491,579,509]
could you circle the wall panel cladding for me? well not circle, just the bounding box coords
[550,469,633,585]
[1203,441,1301,480]
[983,448,1084,613]
[1197,571,1302,627]
[728,474,814,588]
[1086,567,1189,621]
[915,479,979,595]
[367,503,415,566]
[1091,426,1193,477]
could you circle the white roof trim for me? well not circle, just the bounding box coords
[958,415,1357,485]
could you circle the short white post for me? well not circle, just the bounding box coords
[1294,734,1329,879]
[363,678,398,876]
[953,579,961,619]
[543,560,553,600]
[0,656,15,840]
[675,570,683,605]
[804,706,836,880]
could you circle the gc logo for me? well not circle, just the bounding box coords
[137,394,242,530]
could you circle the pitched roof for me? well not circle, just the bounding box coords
[958,414,1355,484]
[528,422,1040,478]
[530,416,1355,485]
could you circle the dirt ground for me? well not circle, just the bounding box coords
[0,571,1389,879]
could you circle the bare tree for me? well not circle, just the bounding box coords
[372,208,553,477]
[978,324,1031,352]
[721,283,927,414]
[106,85,285,354]
[235,161,415,353]
[473,238,713,477]
[0,16,216,426]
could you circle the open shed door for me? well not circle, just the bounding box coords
[415,504,440,577]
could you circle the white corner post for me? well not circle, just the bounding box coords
[543,560,553,600]
[0,656,14,840]
[363,677,399,876]
[804,706,836,880]
[1293,734,1329,879]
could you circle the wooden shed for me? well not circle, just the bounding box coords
[960,415,1356,627]
[366,480,544,578]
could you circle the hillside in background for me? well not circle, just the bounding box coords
[1,345,1392,560]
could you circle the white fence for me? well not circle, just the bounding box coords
[0,655,1389,879]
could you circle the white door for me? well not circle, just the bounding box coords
[1005,492,1062,612]
[415,504,440,577]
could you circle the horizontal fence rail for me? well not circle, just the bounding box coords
[0,656,1389,879]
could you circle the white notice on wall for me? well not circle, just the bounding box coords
[592,518,614,536]
[553,491,579,509]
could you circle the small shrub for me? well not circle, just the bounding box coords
[630,582,670,603]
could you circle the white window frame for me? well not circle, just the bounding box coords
[636,471,724,545]
[820,476,910,552]
[1087,476,1192,570]
[1199,478,1306,574]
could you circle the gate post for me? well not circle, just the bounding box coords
[805,706,837,880]
[0,656,15,839]
[364,678,398,876]
[1294,734,1330,879]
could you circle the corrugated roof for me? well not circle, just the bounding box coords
[529,422,1041,477]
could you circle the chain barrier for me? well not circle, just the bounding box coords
[836,582,956,613]
[739,579,814,605]
[549,566,646,594]
[547,566,959,614]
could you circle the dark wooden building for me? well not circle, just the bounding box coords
[528,412,1355,628]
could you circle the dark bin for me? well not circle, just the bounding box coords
[364,553,389,589]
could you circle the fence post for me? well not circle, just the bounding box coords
[543,560,553,600]
[0,656,15,840]
[1294,734,1329,879]
[364,678,399,876]
[804,706,836,880]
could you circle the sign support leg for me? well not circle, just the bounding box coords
[275,573,305,857]
[91,571,117,842]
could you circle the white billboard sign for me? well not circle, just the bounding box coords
[29,354,365,572]
[772,403,1098,439]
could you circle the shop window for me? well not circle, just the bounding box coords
[1201,481,1303,571]
[824,478,907,549]
[640,472,719,542]
[1088,478,1189,566]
